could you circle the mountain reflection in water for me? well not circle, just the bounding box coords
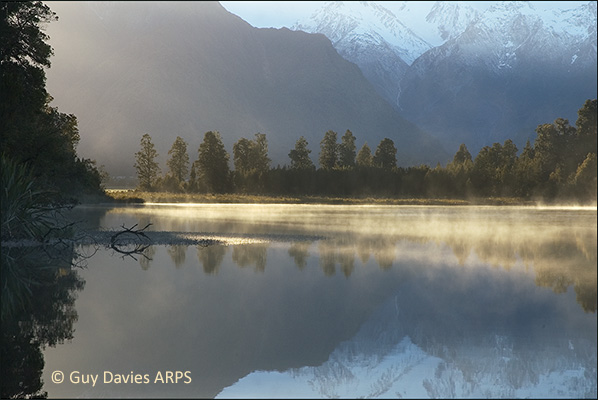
[3,204,594,398]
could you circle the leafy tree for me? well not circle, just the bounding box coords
[1,1,56,136]
[425,163,453,197]
[1,2,104,199]
[252,133,271,174]
[233,133,270,174]
[470,139,518,196]
[513,140,541,197]
[134,133,161,191]
[232,133,271,193]
[500,139,518,194]
[575,99,597,158]
[166,136,189,185]
[373,138,397,169]
[319,130,338,170]
[572,152,597,201]
[445,143,473,196]
[289,136,315,170]
[471,143,500,195]
[356,142,373,167]
[193,130,231,193]
[233,137,253,173]
[534,118,577,179]
[338,129,356,168]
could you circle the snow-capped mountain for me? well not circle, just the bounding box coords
[422,1,483,44]
[291,1,597,155]
[217,283,596,398]
[292,2,431,65]
[292,2,431,112]
[399,1,597,151]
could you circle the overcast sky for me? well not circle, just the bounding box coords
[220,1,589,28]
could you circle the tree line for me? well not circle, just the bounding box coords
[135,99,597,203]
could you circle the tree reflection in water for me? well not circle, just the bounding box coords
[288,241,311,270]
[1,246,85,399]
[131,222,596,314]
[197,244,227,275]
[104,204,596,313]
[232,243,268,273]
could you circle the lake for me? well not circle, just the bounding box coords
[7,203,596,398]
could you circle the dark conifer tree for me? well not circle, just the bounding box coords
[134,133,161,191]
[166,136,189,184]
[319,130,338,170]
[338,129,356,168]
[356,142,373,167]
[194,131,231,193]
[289,136,315,170]
[373,138,397,169]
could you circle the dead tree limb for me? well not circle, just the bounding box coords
[109,223,153,260]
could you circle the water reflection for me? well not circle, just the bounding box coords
[23,204,596,398]
[232,243,268,273]
[1,246,85,399]
[167,245,187,268]
[288,241,311,270]
[103,204,596,313]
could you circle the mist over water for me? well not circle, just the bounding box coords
[38,204,596,398]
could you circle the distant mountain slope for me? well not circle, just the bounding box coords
[44,1,447,176]
[292,1,430,114]
[399,1,597,151]
[291,1,597,155]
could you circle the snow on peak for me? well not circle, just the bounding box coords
[292,1,431,65]
[425,1,482,43]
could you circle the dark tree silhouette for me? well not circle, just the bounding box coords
[134,133,161,191]
[192,131,231,193]
[373,138,397,169]
[289,136,315,170]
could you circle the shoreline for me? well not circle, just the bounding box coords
[104,190,548,207]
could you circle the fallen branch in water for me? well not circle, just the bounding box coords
[110,223,153,261]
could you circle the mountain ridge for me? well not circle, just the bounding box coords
[44,1,448,176]
[290,1,597,154]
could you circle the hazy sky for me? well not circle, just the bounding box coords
[220,1,589,29]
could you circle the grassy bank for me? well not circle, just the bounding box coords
[105,190,536,206]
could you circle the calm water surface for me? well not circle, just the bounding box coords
[31,204,597,398]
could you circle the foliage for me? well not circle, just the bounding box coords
[134,133,161,191]
[166,136,189,188]
[1,154,74,242]
[1,246,85,399]
[233,133,271,193]
[126,99,596,204]
[1,1,104,201]
[233,137,254,173]
[373,138,397,170]
[319,130,338,170]
[338,129,356,168]
[289,136,315,170]
[192,130,231,193]
[356,142,373,167]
